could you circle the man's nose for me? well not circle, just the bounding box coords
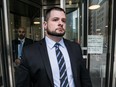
[58,20,63,27]
[59,20,64,24]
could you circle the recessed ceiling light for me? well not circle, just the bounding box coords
[69,0,72,5]
[33,22,40,24]
[89,5,100,10]
[105,25,108,27]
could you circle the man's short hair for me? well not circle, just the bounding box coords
[18,27,26,30]
[45,7,66,21]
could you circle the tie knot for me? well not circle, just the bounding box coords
[54,43,60,48]
[20,40,23,43]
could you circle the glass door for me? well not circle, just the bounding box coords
[64,0,114,87]
[87,0,109,87]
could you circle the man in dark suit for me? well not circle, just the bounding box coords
[12,27,34,65]
[16,7,92,87]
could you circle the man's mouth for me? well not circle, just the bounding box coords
[56,28,64,31]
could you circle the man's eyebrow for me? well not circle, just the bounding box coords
[18,31,25,32]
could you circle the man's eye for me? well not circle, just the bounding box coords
[18,31,25,33]
[62,20,66,23]
[53,18,58,21]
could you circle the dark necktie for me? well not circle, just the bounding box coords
[54,43,69,87]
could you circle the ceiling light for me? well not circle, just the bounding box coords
[33,21,40,24]
[105,25,108,27]
[89,5,100,10]
[69,0,72,5]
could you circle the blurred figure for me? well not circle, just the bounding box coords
[12,27,34,65]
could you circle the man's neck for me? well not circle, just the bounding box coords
[46,35,62,43]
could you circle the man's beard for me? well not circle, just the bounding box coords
[47,29,65,37]
[18,35,25,39]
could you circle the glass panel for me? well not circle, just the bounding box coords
[9,0,42,86]
[9,0,42,41]
[65,0,80,44]
[88,0,109,87]
[66,10,78,41]
[10,14,42,41]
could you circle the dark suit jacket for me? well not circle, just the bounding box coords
[16,38,92,87]
[12,38,34,61]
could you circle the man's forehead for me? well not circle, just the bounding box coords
[18,28,25,31]
[50,10,65,15]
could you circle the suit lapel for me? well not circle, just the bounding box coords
[38,39,78,86]
[64,39,78,86]
[15,39,19,57]
[23,38,28,47]
[39,39,54,86]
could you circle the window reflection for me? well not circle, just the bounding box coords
[88,0,109,87]
[9,1,42,86]
[10,14,42,41]
[66,10,78,41]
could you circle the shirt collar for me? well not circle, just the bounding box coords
[18,38,25,43]
[45,36,65,49]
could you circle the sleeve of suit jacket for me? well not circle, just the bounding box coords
[73,42,92,87]
[15,46,33,87]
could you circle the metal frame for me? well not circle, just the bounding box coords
[2,0,15,87]
[112,26,116,87]
[105,0,115,87]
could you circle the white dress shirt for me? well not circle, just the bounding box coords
[18,38,25,59]
[45,36,75,87]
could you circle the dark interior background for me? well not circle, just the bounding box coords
[10,0,80,19]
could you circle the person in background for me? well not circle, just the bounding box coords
[16,7,92,87]
[12,27,34,65]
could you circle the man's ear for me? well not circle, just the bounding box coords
[43,21,47,30]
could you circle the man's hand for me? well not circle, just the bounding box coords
[15,59,21,65]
